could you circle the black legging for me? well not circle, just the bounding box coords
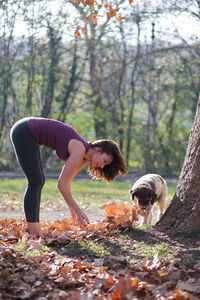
[10,118,45,222]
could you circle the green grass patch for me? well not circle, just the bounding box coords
[135,241,174,260]
[14,241,49,259]
[0,177,177,211]
[60,240,111,258]
[0,178,131,210]
[80,240,111,257]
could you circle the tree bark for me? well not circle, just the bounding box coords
[126,16,141,165]
[88,34,107,139]
[155,94,200,233]
[58,40,78,123]
[41,24,61,118]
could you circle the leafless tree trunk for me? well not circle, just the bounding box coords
[41,23,61,118]
[87,23,107,139]
[58,40,78,123]
[126,15,141,165]
[0,1,19,142]
[25,3,36,115]
[40,22,62,166]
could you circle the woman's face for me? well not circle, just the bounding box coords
[90,148,113,169]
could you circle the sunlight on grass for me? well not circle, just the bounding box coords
[0,178,177,211]
[80,240,111,257]
[135,241,174,260]
[0,178,131,211]
[14,241,50,258]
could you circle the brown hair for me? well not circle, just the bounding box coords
[88,139,128,182]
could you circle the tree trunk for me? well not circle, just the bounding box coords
[41,24,60,118]
[89,37,106,139]
[58,40,78,123]
[126,16,141,165]
[26,35,35,115]
[155,94,200,234]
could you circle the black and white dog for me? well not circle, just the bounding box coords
[130,174,168,225]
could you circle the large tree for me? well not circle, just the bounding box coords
[156,94,200,233]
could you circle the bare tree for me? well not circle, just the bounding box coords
[24,2,37,115]
[41,21,62,117]
[69,0,127,138]
[126,13,142,165]
[0,0,21,141]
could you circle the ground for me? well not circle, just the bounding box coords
[1,207,200,266]
[1,176,200,298]
[1,207,200,299]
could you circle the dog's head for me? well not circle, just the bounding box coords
[129,186,157,210]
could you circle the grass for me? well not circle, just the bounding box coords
[62,240,111,258]
[0,177,177,211]
[134,241,173,260]
[0,178,130,210]
[14,240,50,259]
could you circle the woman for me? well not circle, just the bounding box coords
[10,117,127,235]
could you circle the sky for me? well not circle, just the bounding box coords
[4,0,200,44]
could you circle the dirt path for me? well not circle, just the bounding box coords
[0,209,107,223]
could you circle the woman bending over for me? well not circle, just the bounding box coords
[10,117,127,235]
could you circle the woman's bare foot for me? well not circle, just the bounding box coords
[27,222,40,235]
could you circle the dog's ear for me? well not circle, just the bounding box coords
[150,190,157,204]
[130,189,136,201]
[129,188,139,199]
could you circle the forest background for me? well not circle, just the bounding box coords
[0,0,200,177]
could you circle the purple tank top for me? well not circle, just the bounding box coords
[27,117,91,161]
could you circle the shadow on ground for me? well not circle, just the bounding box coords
[47,226,200,266]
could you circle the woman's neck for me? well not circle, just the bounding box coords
[84,147,94,161]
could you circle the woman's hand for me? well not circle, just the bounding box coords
[69,207,90,227]
[69,207,78,224]
[75,209,90,228]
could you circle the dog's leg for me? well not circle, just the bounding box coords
[142,211,148,225]
[146,205,154,224]
[148,210,153,225]
[157,196,166,220]
[144,209,153,225]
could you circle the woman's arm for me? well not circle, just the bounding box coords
[62,158,88,224]
[57,142,90,227]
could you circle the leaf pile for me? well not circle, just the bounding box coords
[0,203,200,299]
